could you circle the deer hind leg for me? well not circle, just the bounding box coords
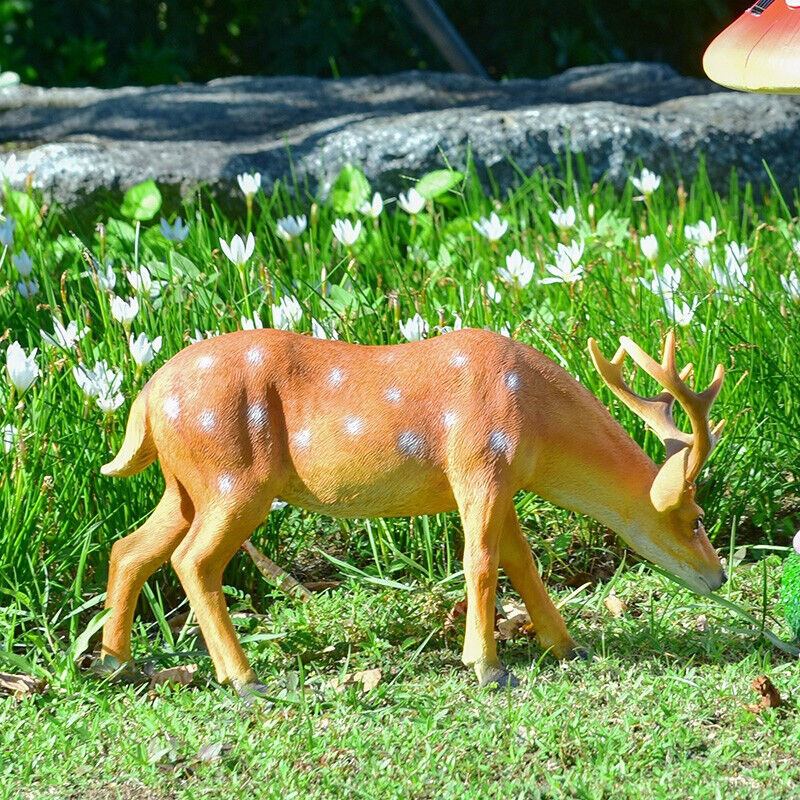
[100,474,194,669]
[170,488,272,691]
[454,478,518,688]
[499,508,584,660]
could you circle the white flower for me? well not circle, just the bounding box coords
[724,241,749,268]
[780,270,800,299]
[398,188,426,215]
[311,318,339,340]
[189,329,221,343]
[276,215,307,241]
[473,212,508,242]
[331,219,361,246]
[485,280,502,303]
[684,217,718,246]
[72,359,123,401]
[549,205,576,230]
[110,295,140,325]
[542,240,586,285]
[555,239,584,266]
[126,265,164,298]
[0,216,15,248]
[498,249,535,288]
[630,168,661,196]
[2,423,17,454]
[240,311,263,330]
[159,216,190,243]
[541,260,585,285]
[272,295,303,330]
[664,296,700,326]
[129,332,163,367]
[693,246,712,269]
[438,314,464,334]
[640,234,658,262]
[97,391,125,414]
[16,278,38,298]
[399,313,428,341]
[0,154,18,182]
[358,192,384,219]
[237,172,261,198]
[220,233,255,267]
[41,318,89,350]
[712,248,748,293]
[639,263,681,298]
[94,259,117,291]
[6,342,39,394]
[12,249,33,277]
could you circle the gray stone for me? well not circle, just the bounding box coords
[0,62,797,209]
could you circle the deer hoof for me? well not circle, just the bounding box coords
[88,654,148,685]
[478,666,520,689]
[567,645,592,661]
[233,679,270,706]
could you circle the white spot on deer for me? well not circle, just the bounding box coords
[489,430,512,457]
[344,416,364,436]
[293,429,311,448]
[164,396,180,420]
[397,430,426,457]
[245,347,263,365]
[385,387,402,403]
[197,355,214,369]
[504,371,521,391]
[247,404,268,427]
[329,368,345,387]
[199,410,216,430]
[442,410,458,429]
[218,474,235,494]
[450,351,468,367]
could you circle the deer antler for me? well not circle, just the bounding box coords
[588,332,725,482]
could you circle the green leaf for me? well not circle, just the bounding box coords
[331,164,370,214]
[105,218,136,247]
[120,179,162,221]
[6,190,40,231]
[69,608,112,662]
[415,169,464,200]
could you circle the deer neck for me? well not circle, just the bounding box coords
[529,411,659,535]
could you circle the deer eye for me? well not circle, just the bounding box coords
[693,517,704,535]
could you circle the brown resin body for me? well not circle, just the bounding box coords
[99,328,727,690]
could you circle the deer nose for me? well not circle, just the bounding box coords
[716,569,728,588]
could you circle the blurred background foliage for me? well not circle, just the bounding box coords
[3,0,745,87]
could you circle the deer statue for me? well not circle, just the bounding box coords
[97,327,727,694]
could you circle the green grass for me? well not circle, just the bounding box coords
[1,155,800,796]
[3,563,799,800]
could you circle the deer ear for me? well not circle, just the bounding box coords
[650,448,690,513]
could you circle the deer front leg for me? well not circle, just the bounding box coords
[455,481,518,688]
[499,508,585,659]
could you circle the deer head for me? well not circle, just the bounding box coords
[588,332,727,593]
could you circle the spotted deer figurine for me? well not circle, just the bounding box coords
[98,327,727,693]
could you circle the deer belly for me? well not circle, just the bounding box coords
[278,451,456,518]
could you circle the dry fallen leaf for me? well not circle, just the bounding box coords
[443,597,468,632]
[148,664,198,689]
[603,590,627,618]
[0,672,47,698]
[331,668,382,693]
[496,599,534,641]
[745,675,782,714]
[695,614,709,632]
